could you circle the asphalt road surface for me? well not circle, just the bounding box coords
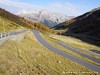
[56,41,100,64]
[32,30,100,73]
[0,30,26,39]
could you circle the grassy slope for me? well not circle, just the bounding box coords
[0,8,57,35]
[0,16,25,33]
[0,8,27,33]
[0,8,56,34]
[48,34,100,52]
[42,33,100,66]
[0,31,97,75]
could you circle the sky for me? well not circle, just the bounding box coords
[0,0,100,16]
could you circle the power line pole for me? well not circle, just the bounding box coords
[0,33,2,38]
[3,20,6,37]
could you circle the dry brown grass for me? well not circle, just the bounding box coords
[0,31,97,75]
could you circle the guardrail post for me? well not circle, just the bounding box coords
[0,33,2,39]
[5,33,6,37]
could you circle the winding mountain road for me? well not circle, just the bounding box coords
[56,41,100,64]
[32,30,100,73]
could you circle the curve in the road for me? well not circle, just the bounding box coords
[32,30,100,73]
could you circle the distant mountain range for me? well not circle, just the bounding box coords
[18,9,74,27]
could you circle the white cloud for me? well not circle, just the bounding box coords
[0,0,43,14]
[0,0,81,16]
[47,3,81,16]
[0,0,42,9]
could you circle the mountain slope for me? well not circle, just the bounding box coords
[19,9,74,27]
[54,7,100,46]
[0,8,55,33]
[0,8,98,75]
[0,31,95,75]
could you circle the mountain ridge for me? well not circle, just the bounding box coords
[19,9,74,27]
[54,7,100,46]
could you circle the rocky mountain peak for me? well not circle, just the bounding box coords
[19,9,74,27]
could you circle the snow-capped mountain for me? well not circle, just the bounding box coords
[18,9,74,27]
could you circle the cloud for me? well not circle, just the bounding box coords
[47,3,81,16]
[0,0,81,16]
[0,0,42,9]
[0,0,43,14]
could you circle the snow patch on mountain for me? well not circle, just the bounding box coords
[18,9,74,27]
